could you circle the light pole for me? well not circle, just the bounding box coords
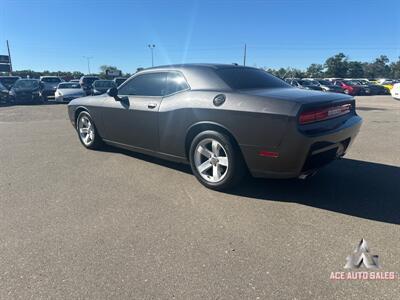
[243,43,247,66]
[83,56,93,74]
[148,44,155,67]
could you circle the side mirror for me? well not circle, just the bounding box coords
[107,87,119,100]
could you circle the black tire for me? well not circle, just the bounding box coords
[189,130,246,191]
[76,111,103,150]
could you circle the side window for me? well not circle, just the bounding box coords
[165,72,189,95]
[119,72,166,96]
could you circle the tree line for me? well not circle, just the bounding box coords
[7,65,131,81]
[4,53,400,80]
[265,53,400,79]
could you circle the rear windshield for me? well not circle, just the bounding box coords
[58,83,81,89]
[318,80,331,85]
[0,77,19,87]
[299,80,320,86]
[41,77,61,83]
[14,80,39,88]
[216,68,290,90]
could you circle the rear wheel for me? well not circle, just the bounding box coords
[189,130,246,190]
[76,111,103,149]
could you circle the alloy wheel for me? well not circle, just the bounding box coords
[78,115,95,146]
[194,138,229,183]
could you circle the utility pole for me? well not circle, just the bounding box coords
[148,44,155,67]
[6,40,13,75]
[243,43,247,66]
[83,56,93,74]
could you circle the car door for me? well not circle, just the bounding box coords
[101,72,167,151]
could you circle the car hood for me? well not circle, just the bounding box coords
[239,87,353,104]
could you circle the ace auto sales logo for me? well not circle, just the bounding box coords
[330,239,399,281]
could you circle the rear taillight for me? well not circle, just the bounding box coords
[299,104,352,125]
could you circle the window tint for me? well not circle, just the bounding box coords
[165,72,189,95]
[119,72,166,96]
[216,68,290,90]
[41,77,61,83]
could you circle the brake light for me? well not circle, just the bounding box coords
[299,104,352,124]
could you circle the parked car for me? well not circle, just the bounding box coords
[91,80,116,95]
[8,79,44,104]
[55,82,86,103]
[331,80,364,95]
[0,76,21,103]
[316,80,345,93]
[69,79,80,83]
[68,64,362,190]
[285,79,323,91]
[391,83,400,100]
[113,77,128,87]
[377,79,395,92]
[0,82,9,103]
[353,80,389,95]
[39,76,62,100]
[79,75,100,95]
[0,76,21,90]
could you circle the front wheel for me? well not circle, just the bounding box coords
[189,130,246,190]
[76,111,103,149]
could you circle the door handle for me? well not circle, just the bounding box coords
[148,103,157,109]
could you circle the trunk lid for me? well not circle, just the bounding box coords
[240,87,353,104]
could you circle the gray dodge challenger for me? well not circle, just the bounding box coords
[68,64,362,190]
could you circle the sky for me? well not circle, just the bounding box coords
[0,0,399,74]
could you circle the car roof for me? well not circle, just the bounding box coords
[134,63,261,91]
[143,63,252,72]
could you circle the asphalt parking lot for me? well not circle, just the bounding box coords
[0,96,399,299]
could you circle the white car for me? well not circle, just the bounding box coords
[390,83,400,100]
[55,82,86,103]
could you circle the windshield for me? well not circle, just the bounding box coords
[216,68,289,90]
[82,77,99,85]
[41,77,61,83]
[94,80,115,88]
[58,83,81,89]
[14,80,39,89]
[0,77,20,88]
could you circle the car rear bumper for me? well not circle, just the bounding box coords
[55,95,78,103]
[241,115,362,179]
[13,94,42,103]
[42,90,56,97]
